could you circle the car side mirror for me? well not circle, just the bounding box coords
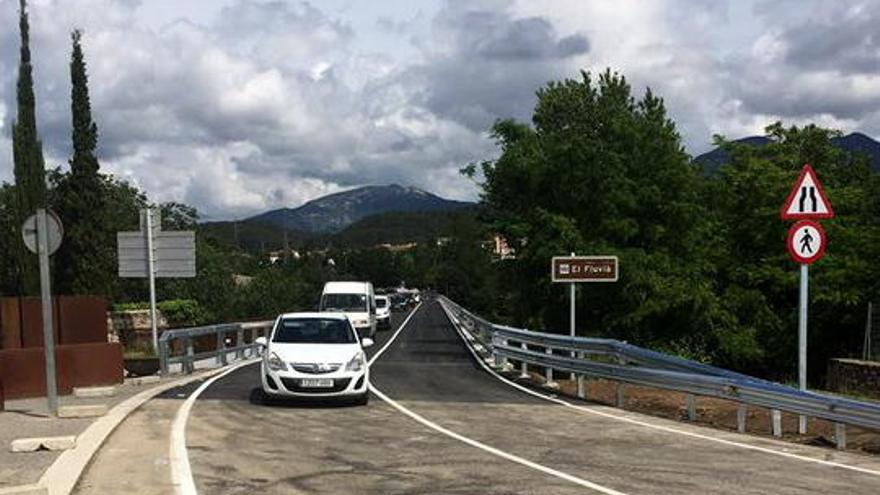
[361,337,374,348]
[255,336,267,348]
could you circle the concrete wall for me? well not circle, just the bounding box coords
[827,358,880,399]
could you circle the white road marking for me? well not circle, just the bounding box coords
[169,359,258,495]
[371,386,628,495]
[368,301,423,366]
[370,300,630,494]
[438,300,880,478]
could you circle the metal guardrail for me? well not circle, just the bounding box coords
[438,296,880,447]
[158,320,274,375]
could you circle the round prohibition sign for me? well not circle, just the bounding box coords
[786,220,826,264]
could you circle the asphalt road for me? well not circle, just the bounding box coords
[81,299,880,494]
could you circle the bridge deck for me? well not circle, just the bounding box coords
[75,300,880,494]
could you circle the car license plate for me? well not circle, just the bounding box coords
[300,378,334,388]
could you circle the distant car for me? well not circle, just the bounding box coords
[390,294,408,312]
[375,295,391,329]
[256,312,372,405]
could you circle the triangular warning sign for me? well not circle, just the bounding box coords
[780,164,834,220]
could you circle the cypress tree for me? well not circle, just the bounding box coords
[12,0,46,296]
[54,30,112,296]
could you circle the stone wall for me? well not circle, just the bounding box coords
[826,358,880,399]
[106,309,168,346]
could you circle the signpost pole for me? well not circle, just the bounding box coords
[145,208,159,351]
[570,253,576,381]
[798,263,808,434]
[36,209,58,416]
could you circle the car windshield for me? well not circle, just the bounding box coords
[376,298,388,308]
[272,318,356,344]
[320,293,367,312]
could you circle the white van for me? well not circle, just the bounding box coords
[319,281,377,338]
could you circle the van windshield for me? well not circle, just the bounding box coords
[320,293,368,313]
[376,298,388,308]
[273,318,356,344]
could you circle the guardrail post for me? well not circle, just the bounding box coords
[236,327,244,360]
[217,327,228,366]
[686,394,697,421]
[771,409,783,437]
[576,351,586,399]
[519,342,528,379]
[798,415,807,435]
[544,346,557,388]
[616,353,626,408]
[835,423,846,450]
[185,336,194,374]
[158,339,169,375]
[737,404,747,433]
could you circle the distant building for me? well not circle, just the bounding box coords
[491,234,514,259]
[377,242,418,252]
[268,249,301,264]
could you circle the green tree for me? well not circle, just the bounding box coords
[54,30,113,296]
[470,70,720,358]
[707,123,880,380]
[11,0,47,295]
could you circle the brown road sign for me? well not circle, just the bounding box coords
[551,256,619,283]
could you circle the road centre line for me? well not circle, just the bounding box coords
[170,359,259,495]
[439,301,880,478]
[370,301,629,494]
[368,301,423,366]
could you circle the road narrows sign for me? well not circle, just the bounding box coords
[786,220,826,264]
[780,164,835,220]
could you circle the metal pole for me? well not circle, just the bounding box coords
[865,302,873,361]
[570,252,576,381]
[798,263,808,434]
[36,209,58,416]
[146,208,159,352]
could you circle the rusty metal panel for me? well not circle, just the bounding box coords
[19,297,60,349]
[58,296,108,345]
[0,342,123,399]
[0,298,22,350]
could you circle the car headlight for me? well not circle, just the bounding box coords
[345,352,366,372]
[266,352,287,371]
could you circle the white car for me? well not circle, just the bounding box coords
[375,295,391,329]
[256,312,373,405]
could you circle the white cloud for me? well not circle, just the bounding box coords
[1,0,878,219]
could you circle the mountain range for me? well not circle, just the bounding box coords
[694,132,880,172]
[246,184,473,234]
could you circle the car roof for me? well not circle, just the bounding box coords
[322,281,371,293]
[277,312,349,320]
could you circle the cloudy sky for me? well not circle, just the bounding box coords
[1,0,878,220]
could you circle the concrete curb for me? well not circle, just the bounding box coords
[36,367,233,495]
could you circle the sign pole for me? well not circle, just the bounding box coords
[36,209,58,416]
[570,253,576,380]
[798,263,808,434]
[145,208,159,351]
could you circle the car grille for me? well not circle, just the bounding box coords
[280,377,351,393]
[290,363,341,374]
